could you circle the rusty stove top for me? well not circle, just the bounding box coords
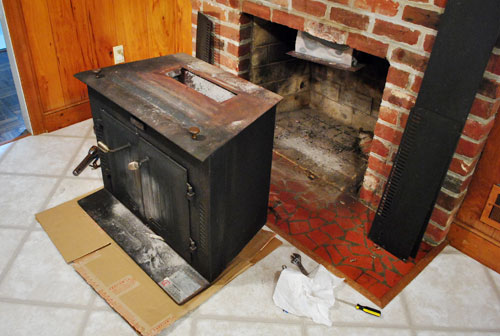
[75,53,282,162]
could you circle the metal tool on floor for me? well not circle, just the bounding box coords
[289,253,381,318]
[336,298,381,317]
[291,253,309,276]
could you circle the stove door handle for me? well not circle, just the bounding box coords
[97,141,131,153]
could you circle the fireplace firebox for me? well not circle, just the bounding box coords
[74,53,281,303]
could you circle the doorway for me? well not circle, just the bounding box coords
[0,3,30,144]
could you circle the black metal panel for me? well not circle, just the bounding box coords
[369,0,500,259]
[138,138,191,262]
[196,12,213,64]
[100,109,143,216]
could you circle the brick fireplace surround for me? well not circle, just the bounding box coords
[189,0,500,247]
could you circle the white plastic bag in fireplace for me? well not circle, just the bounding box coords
[273,264,344,326]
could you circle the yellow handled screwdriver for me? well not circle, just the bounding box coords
[336,299,382,317]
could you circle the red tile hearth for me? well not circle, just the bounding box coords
[267,152,446,307]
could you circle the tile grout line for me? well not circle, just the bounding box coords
[0,135,88,288]
[76,295,98,336]
[0,296,91,310]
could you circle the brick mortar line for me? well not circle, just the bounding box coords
[365,166,389,183]
[452,151,480,164]
[459,132,489,145]
[380,100,411,114]
[476,93,499,104]
[466,111,497,124]
[446,166,476,181]
[376,117,405,132]
[428,219,448,231]
[384,82,418,98]
[483,70,500,83]
[439,186,467,199]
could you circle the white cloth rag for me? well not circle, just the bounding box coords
[273,265,344,326]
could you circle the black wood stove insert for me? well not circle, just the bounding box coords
[74,53,281,304]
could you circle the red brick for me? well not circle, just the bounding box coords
[213,37,226,51]
[354,0,399,17]
[305,21,347,44]
[219,54,250,72]
[227,12,252,25]
[192,12,198,25]
[204,2,227,20]
[192,0,202,11]
[226,42,251,57]
[346,33,388,59]
[424,221,450,244]
[434,0,447,8]
[486,53,500,76]
[382,87,416,110]
[469,97,500,119]
[455,136,486,158]
[411,75,423,93]
[373,20,420,45]
[330,8,369,30]
[292,0,327,17]
[378,106,399,125]
[329,0,349,4]
[436,190,466,212]
[462,117,495,141]
[215,0,239,8]
[374,121,403,145]
[449,156,479,176]
[368,155,392,178]
[399,111,409,128]
[478,77,500,100]
[386,67,410,88]
[271,0,289,6]
[370,138,390,157]
[423,34,436,53]
[391,48,428,72]
[242,1,271,20]
[430,206,453,228]
[272,10,305,31]
[359,186,382,209]
[217,24,252,42]
[402,6,441,30]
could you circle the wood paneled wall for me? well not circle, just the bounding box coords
[450,114,500,273]
[4,0,192,134]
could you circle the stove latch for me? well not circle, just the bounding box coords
[186,182,195,200]
[189,238,197,252]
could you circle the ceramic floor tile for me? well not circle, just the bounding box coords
[0,175,58,228]
[0,228,26,274]
[47,119,93,137]
[306,325,412,336]
[46,178,103,208]
[0,302,86,336]
[330,282,408,326]
[402,253,500,329]
[0,142,13,160]
[82,310,137,336]
[195,319,303,336]
[416,331,500,336]
[159,316,192,336]
[66,138,101,179]
[0,230,94,305]
[197,244,318,322]
[487,268,500,293]
[0,135,83,175]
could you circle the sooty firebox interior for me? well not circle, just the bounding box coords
[74,53,281,304]
[249,18,389,194]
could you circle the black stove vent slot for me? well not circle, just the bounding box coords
[196,12,214,64]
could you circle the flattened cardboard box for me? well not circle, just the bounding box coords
[36,190,281,336]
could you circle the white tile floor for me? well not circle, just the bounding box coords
[0,119,499,336]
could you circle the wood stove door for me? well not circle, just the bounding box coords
[138,138,191,262]
[99,111,144,217]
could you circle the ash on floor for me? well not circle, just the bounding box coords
[273,108,371,193]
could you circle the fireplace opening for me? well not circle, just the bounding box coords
[249,18,389,194]
[166,67,236,102]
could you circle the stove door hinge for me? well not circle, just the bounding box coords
[186,182,195,200]
[189,238,197,252]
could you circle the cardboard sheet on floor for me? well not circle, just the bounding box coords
[35,189,281,336]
